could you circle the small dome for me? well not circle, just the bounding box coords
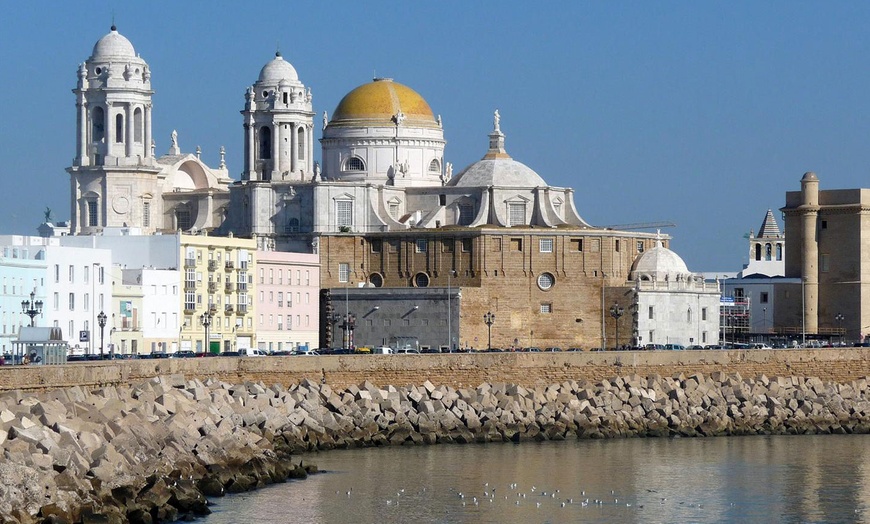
[449,158,546,188]
[449,123,547,188]
[329,78,438,128]
[91,26,136,60]
[630,240,691,281]
[258,53,298,84]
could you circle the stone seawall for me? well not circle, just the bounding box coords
[2,348,870,392]
[2,369,870,522]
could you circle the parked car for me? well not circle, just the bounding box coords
[664,344,686,351]
[566,347,584,352]
[645,344,665,351]
[545,347,563,352]
[687,345,705,350]
[521,347,542,353]
[395,347,421,355]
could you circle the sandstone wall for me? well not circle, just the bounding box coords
[2,348,870,392]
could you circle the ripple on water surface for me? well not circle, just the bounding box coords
[203,434,870,524]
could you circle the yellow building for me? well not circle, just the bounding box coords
[179,234,257,353]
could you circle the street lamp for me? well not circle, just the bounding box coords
[609,302,624,350]
[97,311,107,358]
[200,311,213,354]
[835,313,845,346]
[21,290,43,327]
[483,311,495,350]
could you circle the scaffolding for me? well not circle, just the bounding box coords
[720,295,750,344]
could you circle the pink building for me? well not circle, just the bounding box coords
[255,251,319,352]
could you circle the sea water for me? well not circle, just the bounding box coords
[203,434,870,523]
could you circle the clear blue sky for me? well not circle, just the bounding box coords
[2,2,870,272]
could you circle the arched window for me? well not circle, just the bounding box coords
[297,127,305,159]
[286,217,299,233]
[134,108,143,143]
[776,244,783,261]
[755,244,762,261]
[428,159,440,173]
[259,126,272,159]
[92,107,105,142]
[344,157,365,171]
[115,114,124,143]
[765,243,772,261]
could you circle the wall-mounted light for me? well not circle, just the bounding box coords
[413,305,419,310]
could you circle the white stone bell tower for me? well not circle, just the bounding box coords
[242,52,315,182]
[66,25,160,234]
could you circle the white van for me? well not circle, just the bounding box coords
[241,348,267,357]
[375,347,394,354]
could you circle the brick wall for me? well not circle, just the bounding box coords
[2,348,870,392]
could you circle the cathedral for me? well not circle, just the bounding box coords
[65,25,702,350]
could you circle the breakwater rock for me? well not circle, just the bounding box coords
[0,375,315,524]
[3,371,870,522]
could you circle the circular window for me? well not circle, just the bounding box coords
[369,273,384,288]
[414,273,430,288]
[95,67,102,75]
[537,273,555,290]
[262,90,269,98]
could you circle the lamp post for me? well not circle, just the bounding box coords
[200,311,213,354]
[97,311,107,358]
[609,302,624,350]
[21,290,43,327]
[835,313,844,346]
[483,311,495,350]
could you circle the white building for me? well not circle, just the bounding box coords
[0,236,112,354]
[0,243,48,357]
[629,240,721,347]
[66,26,232,235]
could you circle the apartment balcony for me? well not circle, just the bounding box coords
[225,261,235,270]
[208,260,218,271]
[236,305,248,315]
[184,258,196,268]
[225,304,234,313]
[225,282,235,292]
[208,281,218,293]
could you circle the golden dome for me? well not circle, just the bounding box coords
[329,78,439,128]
